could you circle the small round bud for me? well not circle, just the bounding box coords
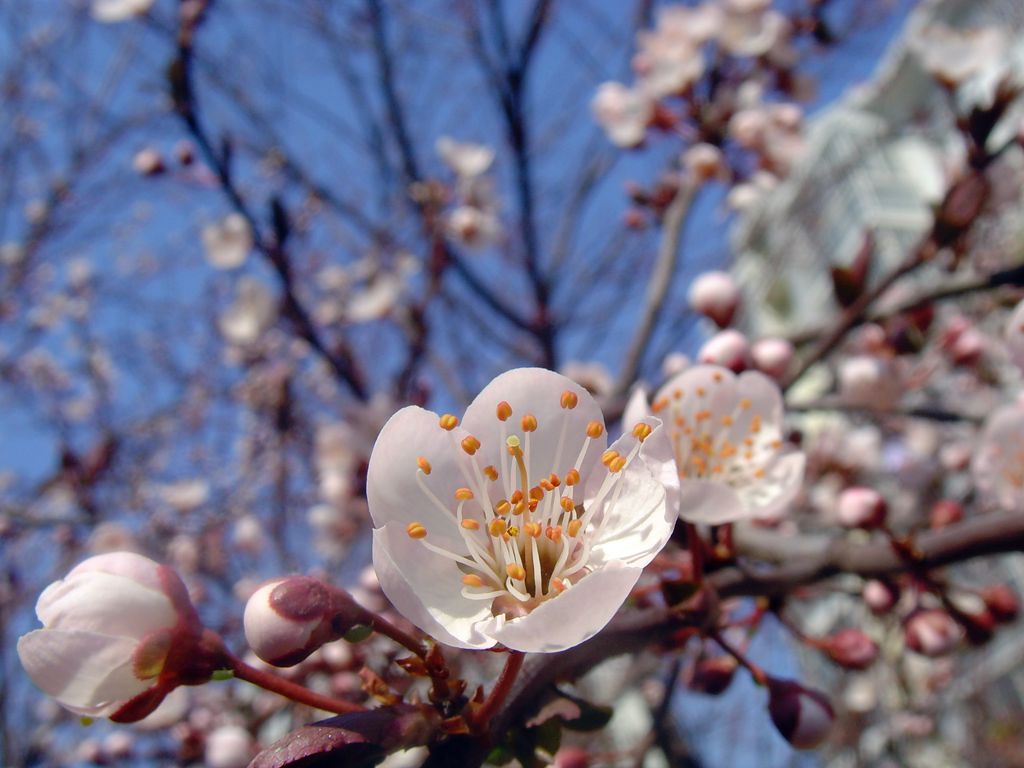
[132,148,165,177]
[697,329,751,373]
[767,679,834,750]
[751,337,794,380]
[837,355,899,408]
[243,576,356,667]
[836,487,887,529]
[825,628,879,671]
[682,143,725,182]
[904,608,962,657]
[688,271,740,328]
[862,579,898,614]
[929,499,963,529]
[981,584,1019,624]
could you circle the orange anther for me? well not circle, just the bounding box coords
[632,422,653,442]
[560,390,579,409]
[510,489,524,504]
[545,525,563,542]
[550,578,567,593]
[524,522,542,538]
[696,387,706,397]
[560,497,575,512]
[461,519,480,530]
[483,465,499,481]
[506,525,520,537]
[565,469,580,486]
[496,401,513,421]
[601,449,619,466]
[489,519,508,536]
[586,421,604,438]
[406,522,428,539]
[461,436,481,455]
[547,472,560,487]
[567,519,583,537]
[506,564,526,581]
[529,486,545,501]
[739,398,752,410]
[539,479,554,492]
[513,500,527,516]
[462,574,485,587]
[454,487,474,501]
[721,415,734,427]
[712,372,724,382]
[439,413,459,430]
[416,456,432,475]
[609,456,627,473]
[521,414,538,432]
[495,500,511,516]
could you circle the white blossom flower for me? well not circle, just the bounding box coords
[971,403,1024,510]
[218,277,276,346]
[912,25,1007,89]
[719,2,790,58]
[445,205,501,250]
[17,553,203,720]
[369,368,677,653]
[202,213,253,270]
[91,0,154,23]
[634,29,705,98]
[591,82,654,149]
[625,365,804,524]
[436,137,495,179]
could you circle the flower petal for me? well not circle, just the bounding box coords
[462,368,607,487]
[745,450,805,520]
[367,406,484,552]
[372,525,494,650]
[589,423,676,568]
[18,629,149,716]
[36,571,177,640]
[621,386,653,429]
[67,551,165,592]
[489,563,642,652]
[677,478,747,525]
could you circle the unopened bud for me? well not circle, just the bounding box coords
[767,679,834,750]
[904,608,962,657]
[929,499,963,529]
[825,628,878,670]
[688,271,740,328]
[949,592,996,645]
[244,576,366,667]
[553,746,590,768]
[981,584,1019,624]
[685,656,738,695]
[862,579,898,614]
[751,337,794,380]
[836,487,887,529]
[683,143,725,182]
[837,356,899,408]
[132,148,165,177]
[697,329,750,372]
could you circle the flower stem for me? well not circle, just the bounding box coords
[472,651,525,731]
[367,613,428,658]
[227,654,365,714]
[711,631,766,687]
[685,523,705,583]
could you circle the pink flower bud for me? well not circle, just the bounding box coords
[837,356,899,408]
[683,143,725,182]
[767,679,834,749]
[697,330,751,372]
[17,552,215,721]
[948,327,985,366]
[929,499,963,529]
[904,609,962,657]
[751,337,794,380]
[982,584,1019,624]
[836,487,887,529]
[553,746,590,768]
[244,576,368,667]
[685,656,738,695]
[862,579,898,614]
[825,629,879,670]
[688,271,741,328]
[132,148,164,177]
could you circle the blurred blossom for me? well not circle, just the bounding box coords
[697,329,751,372]
[837,355,901,409]
[591,82,653,148]
[719,3,790,59]
[445,204,501,249]
[88,522,139,554]
[369,368,676,652]
[688,270,740,328]
[971,403,1024,509]
[205,724,255,768]
[626,365,804,524]
[633,11,707,98]
[155,478,210,513]
[751,337,794,380]
[436,136,495,179]
[219,277,276,346]
[232,515,265,554]
[912,24,1007,89]
[202,213,253,270]
[132,147,164,176]
[1004,297,1024,372]
[91,0,154,23]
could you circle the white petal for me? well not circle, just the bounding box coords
[37,571,177,640]
[66,551,165,591]
[589,423,676,567]
[746,450,805,520]
[621,386,652,429]
[677,478,747,524]
[367,407,486,552]
[462,368,606,485]
[489,563,642,652]
[18,629,149,715]
[372,525,494,650]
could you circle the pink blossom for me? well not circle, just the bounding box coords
[688,271,740,328]
[697,329,751,372]
[591,82,654,148]
[971,404,1024,510]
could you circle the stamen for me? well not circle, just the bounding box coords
[529,486,545,501]
[632,422,653,442]
[560,497,574,512]
[568,519,583,537]
[521,414,538,432]
[454,487,474,501]
[407,522,427,539]
[461,519,480,531]
[495,500,511,516]
[546,525,562,542]
[483,465,499,481]
[550,578,567,593]
[524,522,542,538]
[586,421,604,438]
[439,414,459,431]
[609,455,627,473]
[461,436,481,455]
[507,563,526,581]
[462,574,485,587]
[548,473,560,487]
[560,390,579,409]
[489,519,508,536]
[416,457,432,475]
[601,449,619,466]
[496,401,513,421]
[565,469,580,486]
